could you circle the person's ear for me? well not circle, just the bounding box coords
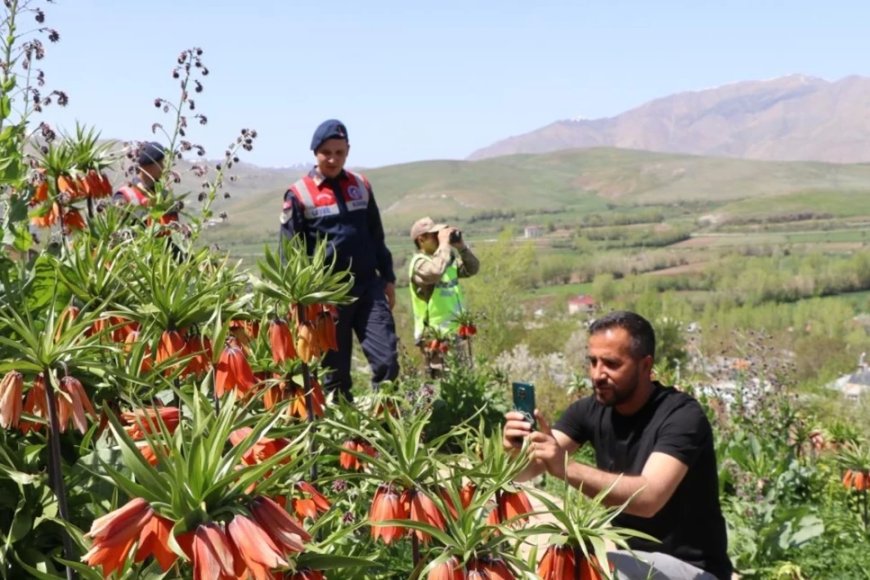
[641,355,654,377]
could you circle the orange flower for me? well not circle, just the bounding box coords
[468,557,514,580]
[33,179,48,202]
[31,202,60,227]
[57,375,96,434]
[57,174,80,197]
[844,469,868,491]
[374,398,401,419]
[134,513,177,571]
[263,380,285,411]
[287,380,325,420]
[538,545,609,580]
[19,374,48,434]
[122,406,181,440]
[229,319,259,348]
[83,498,154,576]
[124,330,154,374]
[428,557,464,580]
[175,530,196,560]
[156,329,186,367]
[63,208,86,232]
[192,522,238,580]
[538,545,575,580]
[111,316,138,343]
[459,482,477,509]
[136,442,162,466]
[293,481,330,520]
[215,339,258,397]
[87,316,112,339]
[229,427,290,466]
[269,318,296,364]
[314,312,338,352]
[339,438,377,471]
[184,334,213,377]
[227,514,288,579]
[487,489,533,525]
[55,305,80,342]
[295,322,317,363]
[401,488,447,543]
[0,371,24,429]
[87,169,113,198]
[99,172,113,197]
[369,484,409,544]
[249,496,310,554]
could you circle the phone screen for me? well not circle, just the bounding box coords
[512,382,536,430]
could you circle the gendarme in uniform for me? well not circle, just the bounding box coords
[280,120,398,400]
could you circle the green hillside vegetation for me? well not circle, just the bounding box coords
[203,147,870,254]
[200,148,870,384]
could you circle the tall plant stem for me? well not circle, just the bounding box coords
[43,370,76,580]
[411,533,421,568]
[573,545,581,580]
[296,304,317,484]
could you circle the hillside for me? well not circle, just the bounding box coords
[469,75,870,163]
[208,147,870,244]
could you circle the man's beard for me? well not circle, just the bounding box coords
[594,376,639,407]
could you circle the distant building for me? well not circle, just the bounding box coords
[567,294,597,315]
[827,353,870,401]
[524,225,543,239]
[843,369,870,401]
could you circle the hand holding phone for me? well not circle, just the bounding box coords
[512,382,536,431]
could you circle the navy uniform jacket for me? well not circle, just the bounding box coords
[280,168,395,296]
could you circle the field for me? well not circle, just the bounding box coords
[201,149,870,288]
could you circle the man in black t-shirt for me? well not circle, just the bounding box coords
[504,311,732,580]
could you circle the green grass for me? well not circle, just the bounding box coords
[521,282,594,300]
[198,147,870,283]
[718,190,870,219]
[781,230,869,244]
[210,148,870,247]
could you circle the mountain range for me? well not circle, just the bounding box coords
[469,75,870,164]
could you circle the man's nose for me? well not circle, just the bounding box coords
[591,362,607,380]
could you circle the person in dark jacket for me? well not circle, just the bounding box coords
[280,119,399,401]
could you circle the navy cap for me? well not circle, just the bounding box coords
[310,119,348,152]
[137,141,166,166]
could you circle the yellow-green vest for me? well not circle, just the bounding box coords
[408,252,465,342]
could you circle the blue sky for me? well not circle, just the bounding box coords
[36,0,870,168]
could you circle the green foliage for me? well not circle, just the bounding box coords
[462,230,536,358]
[425,358,509,449]
[254,236,355,307]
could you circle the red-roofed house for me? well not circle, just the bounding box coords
[567,294,597,315]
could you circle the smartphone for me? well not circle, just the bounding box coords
[512,382,537,431]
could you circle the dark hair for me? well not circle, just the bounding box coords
[588,310,655,359]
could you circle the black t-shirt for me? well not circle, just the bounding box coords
[554,383,732,580]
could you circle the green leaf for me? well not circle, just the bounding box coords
[9,502,33,543]
[0,464,41,486]
[297,553,380,570]
[1,76,15,93]
[789,514,824,546]
[0,95,11,121]
[27,255,66,312]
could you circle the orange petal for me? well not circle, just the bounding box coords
[227,514,288,578]
[249,497,310,554]
[135,514,177,571]
[192,523,236,580]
